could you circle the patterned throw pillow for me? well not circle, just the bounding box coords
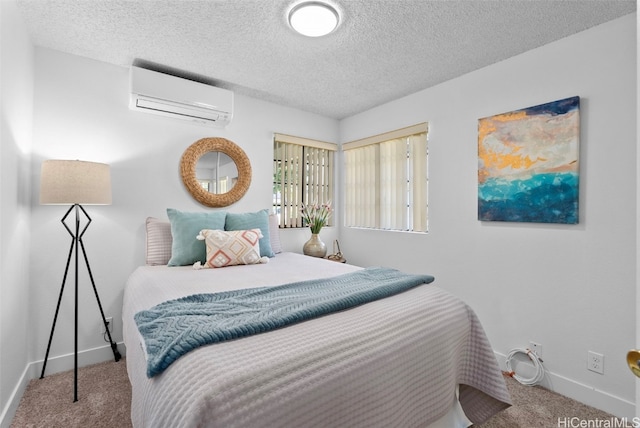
[197,229,268,268]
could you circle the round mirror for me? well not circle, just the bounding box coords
[180,137,251,207]
[197,151,238,194]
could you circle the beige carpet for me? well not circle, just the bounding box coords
[477,375,629,427]
[11,359,131,428]
[10,359,627,427]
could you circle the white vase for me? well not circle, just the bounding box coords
[303,233,327,258]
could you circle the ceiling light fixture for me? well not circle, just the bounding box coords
[289,1,339,37]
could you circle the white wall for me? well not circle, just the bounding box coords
[339,14,637,417]
[27,47,339,374]
[0,0,34,425]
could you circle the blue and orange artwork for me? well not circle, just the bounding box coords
[478,96,580,224]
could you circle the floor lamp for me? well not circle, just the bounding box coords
[39,159,121,403]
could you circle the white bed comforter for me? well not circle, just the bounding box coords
[123,253,510,427]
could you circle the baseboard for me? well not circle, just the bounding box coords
[32,341,127,378]
[494,351,635,419]
[0,363,31,428]
[0,342,126,428]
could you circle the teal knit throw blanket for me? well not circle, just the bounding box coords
[135,267,435,377]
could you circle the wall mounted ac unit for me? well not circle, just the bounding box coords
[129,66,233,127]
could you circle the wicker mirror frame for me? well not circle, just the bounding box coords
[180,137,252,207]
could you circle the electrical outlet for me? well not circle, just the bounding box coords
[529,341,542,357]
[101,317,113,335]
[588,351,604,374]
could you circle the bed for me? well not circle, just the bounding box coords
[123,212,510,427]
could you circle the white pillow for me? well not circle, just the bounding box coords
[145,217,172,265]
[197,229,268,268]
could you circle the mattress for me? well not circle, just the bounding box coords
[123,252,510,427]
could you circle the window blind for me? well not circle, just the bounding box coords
[343,123,428,232]
[273,134,336,228]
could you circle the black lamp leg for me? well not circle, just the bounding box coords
[73,204,79,402]
[77,205,121,362]
[40,204,121,403]
[40,206,76,381]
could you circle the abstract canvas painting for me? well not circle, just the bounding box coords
[478,96,580,224]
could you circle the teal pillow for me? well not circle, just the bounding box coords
[167,208,226,266]
[225,209,274,258]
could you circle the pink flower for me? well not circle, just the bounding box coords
[300,200,332,234]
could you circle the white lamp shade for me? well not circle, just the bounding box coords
[40,160,112,205]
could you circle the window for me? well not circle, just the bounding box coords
[343,123,428,232]
[273,134,336,228]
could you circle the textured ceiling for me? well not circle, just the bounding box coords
[15,0,636,119]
